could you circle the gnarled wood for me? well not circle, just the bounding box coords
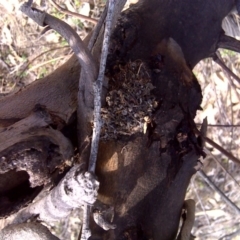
[0,0,237,239]
[0,106,73,218]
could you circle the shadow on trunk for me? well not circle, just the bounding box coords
[0,0,236,239]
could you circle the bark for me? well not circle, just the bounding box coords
[0,0,236,239]
[0,106,73,217]
[0,222,60,240]
[12,164,99,224]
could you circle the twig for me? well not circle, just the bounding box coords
[197,170,240,214]
[88,0,127,50]
[76,2,108,147]
[77,0,127,149]
[212,52,240,85]
[218,34,240,53]
[213,50,240,104]
[196,124,240,127]
[77,4,108,240]
[204,136,240,165]
[198,118,240,200]
[18,46,68,76]
[76,3,107,152]
[24,55,66,72]
[20,1,98,85]
[194,127,240,165]
[80,1,116,239]
[49,0,98,24]
[88,0,116,173]
[80,203,91,240]
[88,4,108,50]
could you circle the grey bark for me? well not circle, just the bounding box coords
[0,222,60,240]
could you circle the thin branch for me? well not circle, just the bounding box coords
[198,118,240,191]
[196,124,240,127]
[218,34,240,53]
[88,4,108,50]
[20,3,99,239]
[80,1,117,239]
[88,0,127,50]
[20,1,98,85]
[49,0,98,25]
[77,0,127,151]
[204,136,240,165]
[211,52,240,85]
[18,46,69,76]
[77,4,108,240]
[88,0,115,173]
[76,3,108,152]
[197,170,240,214]
[25,55,66,72]
[213,50,240,105]
[194,128,240,165]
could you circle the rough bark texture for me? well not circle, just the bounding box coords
[90,0,234,239]
[0,222,60,240]
[108,0,234,69]
[0,0,236,239]
[0,106,73,217]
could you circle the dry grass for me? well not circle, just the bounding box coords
[1,1,240,239]
[188,52,240,240]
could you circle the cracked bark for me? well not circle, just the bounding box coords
[0,0,237,239]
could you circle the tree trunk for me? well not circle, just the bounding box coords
[0,0,235,239]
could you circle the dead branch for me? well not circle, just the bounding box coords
[49,0,98,24]
[76,2,108,158]
[20,1,98,142]
[204,136,240,165]
[80,1,117,239]
[218,34,240,53]
[18,46,69,77]
[194,127,240,165]
[89,0,116,174]
[77,0,127,150]
[20,1,98,87]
